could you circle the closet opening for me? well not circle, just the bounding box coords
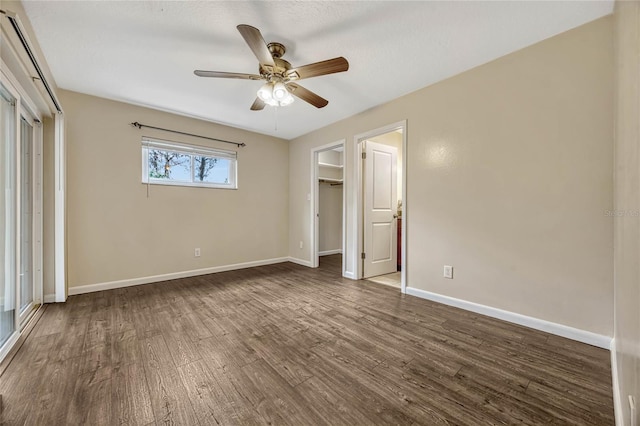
[311,141,345,272]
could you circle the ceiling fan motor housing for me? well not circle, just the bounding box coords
[267,42,286,59]
[260,42,295,81]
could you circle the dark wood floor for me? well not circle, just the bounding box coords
[0,255,614,425]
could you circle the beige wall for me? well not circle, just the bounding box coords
[613,2,640,424]
[289,17,614,335]
[319,182,342,253]
[60,90,289,288]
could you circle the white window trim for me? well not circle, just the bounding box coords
[141,137,238,190]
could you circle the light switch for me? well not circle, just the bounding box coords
[444,265,453,279]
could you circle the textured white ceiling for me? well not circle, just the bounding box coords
[22,1,613,140]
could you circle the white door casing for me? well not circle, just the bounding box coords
[363,140,398,278]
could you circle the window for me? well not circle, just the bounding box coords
[141,138,237,189]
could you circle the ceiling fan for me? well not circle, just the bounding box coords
[194,24,349,110]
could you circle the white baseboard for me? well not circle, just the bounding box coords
[319,249,342,256]
[68,257,289,296]
[343,271,356,280]
[287,257,314,267]
[405,287,611,349]
[43,294,55,303]
[611,339,623,426]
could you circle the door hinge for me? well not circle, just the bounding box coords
[361,252,366,259]
[362,152,366,160]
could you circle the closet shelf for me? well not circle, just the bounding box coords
[318,162,343,169]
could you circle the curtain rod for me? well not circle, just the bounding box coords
[130,121,246,148]
[2,10,63,112]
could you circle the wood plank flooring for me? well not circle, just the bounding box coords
[0,255,614,425]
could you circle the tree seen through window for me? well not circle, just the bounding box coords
[146,148,232,185]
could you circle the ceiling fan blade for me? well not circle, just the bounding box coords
[237,24,275,67]
[194,70,262,80]
[250,97,265,111]
[287,83,328,108]
[286,57,349,81]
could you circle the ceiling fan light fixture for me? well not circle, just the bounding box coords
[272,82,288,101]
[257,82,273,102]
[279,92,294,106]
[256,81,294,107]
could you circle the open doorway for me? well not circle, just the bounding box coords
[354,121,407,292]
[311,140,346,271]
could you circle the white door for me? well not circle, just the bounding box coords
[363,140,398,278]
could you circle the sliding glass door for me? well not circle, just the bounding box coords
[19,116,35,319]
[0,82,17,349]
[0,72,42,360]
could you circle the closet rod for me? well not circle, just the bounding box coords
[319,179,343,186]
[131,122,246,147]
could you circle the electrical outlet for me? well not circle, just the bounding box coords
[194,248,201,257]
[630,395,637,426]
[444,265,453,279]
[299,241,304,249]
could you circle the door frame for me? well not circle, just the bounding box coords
[310,140,346,272]
[17,107,42,327]
[353,120,407,293]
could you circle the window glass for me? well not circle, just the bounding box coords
[148,149,190,182]
[194,156,231,184]
[142,139,237,189]
[0,83,16,347]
